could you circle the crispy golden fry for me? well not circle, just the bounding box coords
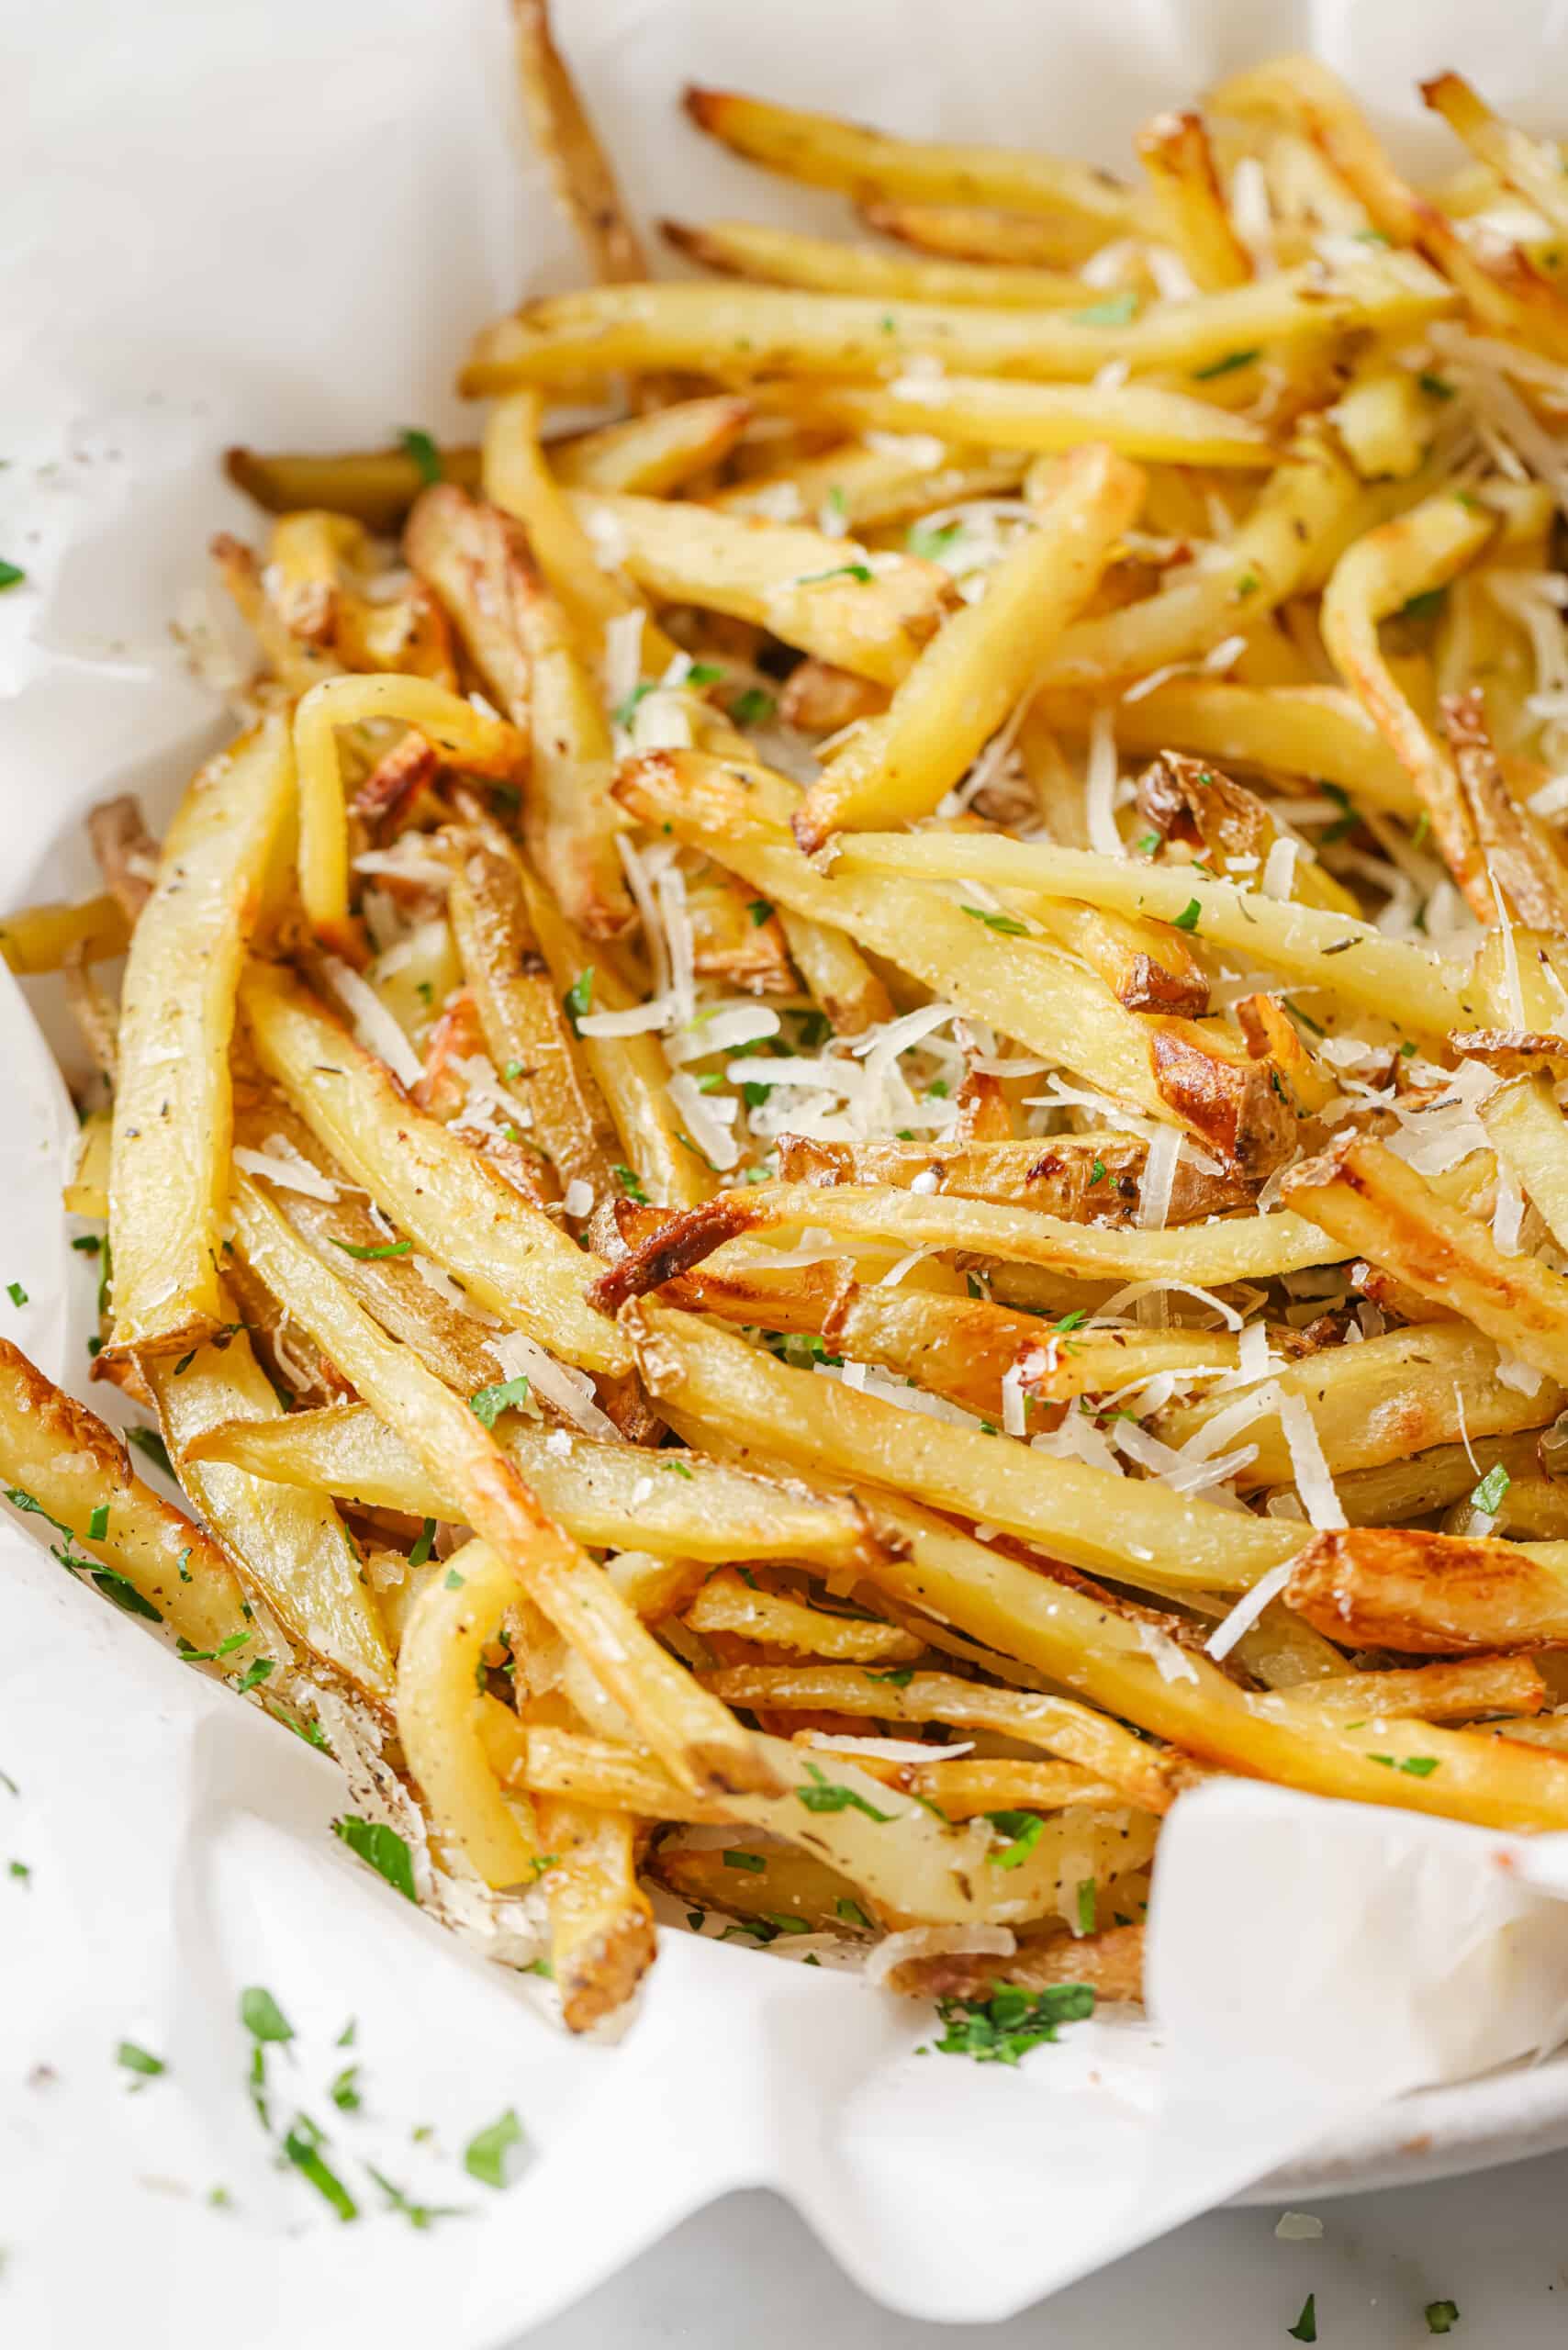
[1327,364,1432,484]
[712,444,1026,533]
[239,960,630,1374]
[188,1400,868,1567]
[599,1182,1334,1318]
[1443,687,1568,931]
[885,1921,1145,2002]
[226,445,482,532]
[835,829,1482,1038]
[107,718,296,1359]
[146,1310,393,1707]
[1137,109,1252,290]
[513,0,648,284]
[62,1109,112,1219]
[210,531,339,696]
[512,860,714,1207]
[829,1753,1131,1817]
[688,1567,922,1662]
[1287,1526,1568,1654]
[794,442,1143,849]
[858,195,1123,268]
[483,388,662,664]
[460,258,1452,395]
[648,1839,867,1929]
[623,1652,1171,1799]
[1483,1076,1568,1257]
[0,891,131,976]
[293,674,525,957]
[615,750,1299,1162]
[774,1133,1248,1220]
[538,1796,658,2031]
[444,826,621,1225]
[1274,1654,1546,1725]
[774,906,894,1036]
[857,1494,1568,1828]
[1027,895,1212,1016]
[398,1539,543,1886]
[681,84,1142,229]
[1282,1129,1568,1390]
[1151,1323,1563,1491]
[567,490,947,686]
[1422,73,1568,241]
[0,1337,255,1659]
[404,485,533,732]
[230,1174,774,1798]
[1332,1429,1549,1530]
[552,396,753,494]
[662,217,1115,308]
[1136,748,1361,920]
[628,1303,1305,1597]
[1031,681,1419,817]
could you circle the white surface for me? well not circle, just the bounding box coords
[13,0,1568,2342]
[517,2157,1568,2348]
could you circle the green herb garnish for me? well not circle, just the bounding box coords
[469,1373,532,1428]
[333,1815,419,1902]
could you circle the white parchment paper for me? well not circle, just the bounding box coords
[11,0,1568,2337]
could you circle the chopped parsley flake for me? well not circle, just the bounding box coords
[398,428,442,485]
[1470,1463,1510,1515]
[1172,898,1203,933]
[1417,372,1456,400]
[127,1427,174,1478]
[332,1816,419,1902]
[797,563,873,585]
[1399,588,1447,623]
[464,2107,525,2188]
[240,1986,294,2045]
[0,561,27,591]
[960,905,1028,935]
[117,2041,166,2078]
[747,898,775,926]
[1288,2293,1317,2343]
[1193,347,1260,379]
[87,1504,108,1541]
[729,687,776,726]
[329,2064,362,2112]
[329,1236,410,1260]
[835,1897,876,1930]
[1425,2301,1461,2334]
[1073,289,1138,326]
[234,1657,274,1696]
[284,2121,358,2222]
[611,1163,648,1204]
[409,1517,437,1568]
[469,1372,532,1428]
[935,1982,1095,2065]
[722,1850,767,1872]
[985,1810,1045,1870]
[796,1760,895,1821]
[563,968,594,1031]
[1077,1876,1097,1934]
[906,520,964,561]
[5,1282,26,1307]
[1368,1753,1440,1777]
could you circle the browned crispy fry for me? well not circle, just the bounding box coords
[1442,687,1568,931]
[404,485,532,732]
[0,892,131,977]
[352,730,441,828]
[1137,110,1252,291]
[1287,1526,1568,1653]
[226,445,482,532]
[552,397,754,494]
[885,1921,1145,2002]
[857,196,1116,270]
[538,1798,657,2032]
[1274,1653,1546,1724]
[688,1567,923,1662]
[777,660,888,736]
[513,0,648,284]
[1451,1030,1568,1079]
[774,1134,1250,1221]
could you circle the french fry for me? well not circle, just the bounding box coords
[513,0,648,284]
[1031,679,1419,816]
[444,825,622,1225]
[186,1401,869,1568]
[551,396,753,494]
[1273,1654,1546,1726]
[773,906,894,1036]
[834,828,1483,1038]
[858,195,1122,269]
[647,1839,866,1930]
[1331,1429,1547,1530]
[1137,110,1252,291]
[513,860,714,1207]
[1422,73,1568,242]
[1287,1526,1568,1654]
[107,718,296,1359]
[1151,1324,1564,1491]
[680,85,1143,230]
[86,795,159,922]
[857,1494,1568,1829]
[398,1538,543,1886]
[537,1796,658,2031]
[292,674,525,957]
[226,444,482,532]
[1483,1076,1568,1256]
[773,1133,1249,1221]
[146,1307,394,1707]
[688,1567,923,1663]
[210,531,340,696]
[627,1302,1305,1596]
[230,1173,775,1798]
[0,891,130,976]
[0,1337,254,1659]
[793,442,1144,848]
[239,961,631,1374]
[662,217,1118,308]
[1282,1130,1568,1388]
[615,750,1300,1163]
[711,445,1027,533]
[1327,364,1432,484]
[885,1921,1145,2002]
[567,490,947,686]
[1442,687,1568,931]
[461,258,1452,394]
[62,1110,112,1218]
[404,485,533,733]
[1135,748,1361,919]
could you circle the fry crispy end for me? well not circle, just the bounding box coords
[1287,1526,1568,1653]
[588,1196,754,1313]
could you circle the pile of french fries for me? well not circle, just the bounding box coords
[17,10,1568,2032]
